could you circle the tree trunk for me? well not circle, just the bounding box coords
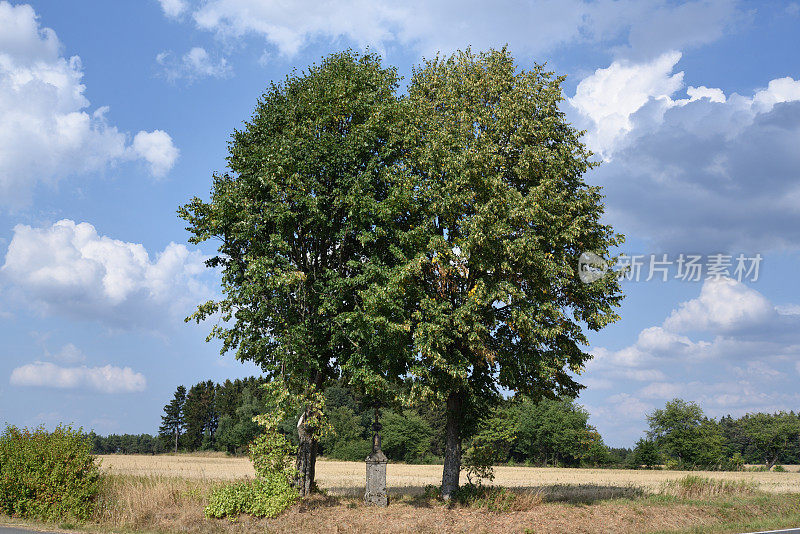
[295,411,318,496]
[441,391,463,500]
[174,427,178,453]
[767,455,777,470]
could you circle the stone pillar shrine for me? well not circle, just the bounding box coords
[364,406,388,506]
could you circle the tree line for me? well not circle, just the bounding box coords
[94,379,800,472]
[630,398,800,470]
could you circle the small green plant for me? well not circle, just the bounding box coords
[206,379,331,519]
[773,464,786,472]
[462,406,516,485]
[0,424,101,522]
[205,477,297,519]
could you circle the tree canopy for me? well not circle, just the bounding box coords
[180,48,624,497]
[647,398,726,468]
[179,51,409,493]
[380,48,624,495]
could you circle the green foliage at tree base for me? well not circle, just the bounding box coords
[0,425,101,522]
[205,476,298,519]
[205,380,321,519]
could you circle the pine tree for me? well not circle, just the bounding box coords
[183,381,217,450]
[159,385,186,453]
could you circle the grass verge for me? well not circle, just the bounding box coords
[1,473,799,533]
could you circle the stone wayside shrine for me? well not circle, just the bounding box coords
[364,406,388,506]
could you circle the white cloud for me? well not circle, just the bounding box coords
[10,361,146,393]
[638,381,684,399]
[156,46,231,82]
[753,77,800,110]
[1,219,211,328]
[570,51,800,251]
[663,278,775,333]
[132,130,179,176]
[584,278,800,444]
[0,2,178,208]
[686,85,725,103]
[158,0,187,18]
[50,343,86,364]
[570,51,684,159]
[603,393,654,419]
[170,0,740,59]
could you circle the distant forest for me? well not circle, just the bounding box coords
[90,377,800,469]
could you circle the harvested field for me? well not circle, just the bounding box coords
[97,454,800,495]
[3,455,799,533]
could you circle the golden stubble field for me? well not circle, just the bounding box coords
[97,454,800,495]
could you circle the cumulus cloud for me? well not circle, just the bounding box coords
[10,361,146,393]
[663,278,775,333]
[583,278,800,443]
[158,0,187,18]
[570,51,685,158]
[0,2,178,208]
[569,52,800,252]
[165,0,740,59]
[132,130,179,176]
[156,47,232,82]
[1,219,211,328]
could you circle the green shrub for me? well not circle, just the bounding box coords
[205,476,297,519]
[629,438,661,469]
[327,439,372,462]
[773,464,786,472]
[0,425,101,522]
[747,465,769,472]
[205,380,304,520]
[720,453,745,471]
[663,457,681,470]
[381,411,434,463]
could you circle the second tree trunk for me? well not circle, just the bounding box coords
[441,391,463,499]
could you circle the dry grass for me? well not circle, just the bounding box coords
[83,482,800,534]
[94,474,215,531]
[660,475,758,499]
[4,456,800,534]
[97,455,800,495]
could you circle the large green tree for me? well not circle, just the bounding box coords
[179,51,407,495]
[512,396,606,467]
[738,412,800,469]
[387,48,623,497]
[647,398,726,468]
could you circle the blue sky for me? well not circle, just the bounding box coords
[0,0,798,447]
